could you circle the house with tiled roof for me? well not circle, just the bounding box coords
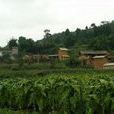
[79,50,110,69]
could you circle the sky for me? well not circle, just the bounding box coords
[0,0,114,47]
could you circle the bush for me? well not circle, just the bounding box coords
[18,58,24,68]
[65,57,81,68]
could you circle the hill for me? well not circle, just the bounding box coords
[6,20,114,55]
[41,21,114,51]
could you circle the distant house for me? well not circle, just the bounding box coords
[23,54,49,63]
[11,47,18,55]
[0,47,18,61]
[79,51,110,69]
[48,48,70,61]
[103,63,114,70]
[48,54,58,60]
[23,48,69,63]
[10,47,18,61]
[58,48,70,60]
[91,56,108,69]
[79,51,109,57]
[103,63,114,69]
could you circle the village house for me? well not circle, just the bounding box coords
[48,54,58,60]
[58,48,70,60]
[48,48,70,61]
[79,51,110,69]
[23,54,50,64]
[103,63,114,69]
[10,47,18,60]
[11,47,18,55]
[23,48,70,63]
[0,47,18,62]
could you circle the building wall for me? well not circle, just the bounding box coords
[12,47,18,55]
[79,52,110,68]
[79,55,89,66]
[91,58,108,69]
[0,52,3,57]
[58,50,69,61]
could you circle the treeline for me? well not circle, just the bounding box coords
[6,20,114,55]
[45,20,114,50]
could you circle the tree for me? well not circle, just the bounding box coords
[85,26,88,30]
[8,38,17,49]
[91,23,96,28]
[44,29,51,39]
[5,20,114,58]
[18,36,37,55]
[64,29,75,48]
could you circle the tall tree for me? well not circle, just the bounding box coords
[8,38,17,49]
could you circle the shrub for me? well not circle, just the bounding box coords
[65,57,81,68]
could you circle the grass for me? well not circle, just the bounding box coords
[0,109,38,114]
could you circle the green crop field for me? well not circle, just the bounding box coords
[0,69,114,114]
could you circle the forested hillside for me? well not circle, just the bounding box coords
[7,20,114,54]
[42,21,114,50]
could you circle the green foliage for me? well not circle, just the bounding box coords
[65,57,81,68]
[18,58,24,68]
[65,50,81,67]
[0,70,114,113]
[2,52,12,64]
[18,36,35,54]
[7,39,17,49]
[64,29,76,48]
[41,20,114,50]
[0,109,37,114]
[5,20,114,56]
[49,58,56,69]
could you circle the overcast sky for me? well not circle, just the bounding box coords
[0,0,114,47]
